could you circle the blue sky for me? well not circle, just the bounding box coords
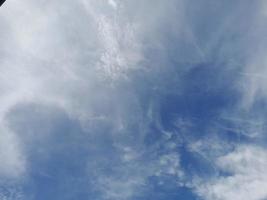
[1,0,267,200]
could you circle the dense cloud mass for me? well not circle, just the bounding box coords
[1,0,267,200]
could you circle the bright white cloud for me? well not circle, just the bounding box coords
[195,145,267,200]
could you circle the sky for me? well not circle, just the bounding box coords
[1,0,267,200]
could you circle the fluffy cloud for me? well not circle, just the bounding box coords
[195,145,267,200]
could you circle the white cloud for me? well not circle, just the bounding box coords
[195,145,267,200]
[0,125,26,179]
[108,0,118,9]
[2,0,267,199]
[0,1,186,199]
